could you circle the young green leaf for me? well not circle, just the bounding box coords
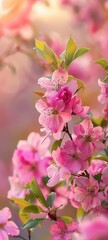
[35,39,61,68]
[21,205,43,214]
[23,218,45,229]
[61,216,73,224]
[65,35,77,68]
[73,48,89,60]
[11,198,30,208]
[77,206,84,222]
[95,58,108,69]
[46,192,56,208]
[30,178,48,208]
[51,139,62,152]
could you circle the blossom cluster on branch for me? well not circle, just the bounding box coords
[1,36,108,240]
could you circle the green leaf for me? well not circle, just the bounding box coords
[103,76,108,83]
[19,209,30,224]
[30,178,48,208]
[95,58,108,70]
[35,39,60,68]
[61,216,73,224]
[77,206,84,222]
[51,139,62,152]
[21,205,43,214]
[46,192,56,208]
[23,218,44,229]
[11,198,30,208]
[73,48,89,60]
[65,35,77,68]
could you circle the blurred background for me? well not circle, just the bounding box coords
[0,0,108,239]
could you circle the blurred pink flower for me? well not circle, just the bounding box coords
[9,132,50,189]
[98,79,108,105]
[79,215,108,240]
[0,207,19,239]
[0,0,36,36]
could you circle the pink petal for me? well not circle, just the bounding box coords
[4,221,19,236]
[0,230,8,240]
[0,208,11,224]
[38,77,53,89]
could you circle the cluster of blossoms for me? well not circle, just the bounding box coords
[1,37,108,240]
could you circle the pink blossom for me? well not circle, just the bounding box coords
[70,95,90,117]
[58,140,88,174]
[79,215,108,240]
[88,160,107,176]
[7,175,27,199]
[38,69,77,98]
[36,98,72,134]
[11,132,50,185]
[73,175,101,212]
[73,119,104,157]
[0,207,19,239]
[50,219,77,240]
[98,79,108,105]
[47,149,70,187]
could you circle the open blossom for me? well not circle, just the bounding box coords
[73,175,101,212]
[10,132,50,187]
[47,149,70,187]
[38,68,78,98]
[88,159,107,176]
[73,119,104,157]
[79,215,108,240]
[0,207,19,239]
[36,98,72,134]
[70,95,90,117]
[7,175,27,199]
[50,219,77,240]
[57,140,88,174]
[98,79,108,104]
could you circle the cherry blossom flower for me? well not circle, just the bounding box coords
[73,175,101,212]
[10,132,50,186]
[36,98,72,134]
[88,159,107,176]
[7,175,27,198]
[47,149,70,187]
[50,219,77,240]
[73,119,104,157]
[38,69,77,98]
[58,140,88,174]
[70,95,90,117]
[0,207,19,239]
